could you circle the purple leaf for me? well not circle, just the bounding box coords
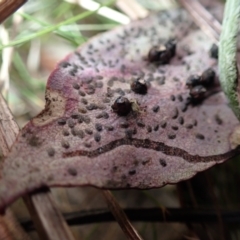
[0,8,239,211]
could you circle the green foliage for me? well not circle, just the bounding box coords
[219,0,240,119]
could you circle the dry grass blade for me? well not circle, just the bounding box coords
[102,190,143,240]
[0,0,27,23]
[0,210,30,240]
[116,0,149,20]
[0,93,75,240]
[179,0,221,42]
[24,188,76,240]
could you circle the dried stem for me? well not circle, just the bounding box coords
[179,0,220,42]
[0,0,27,23]
[20,207,240,232]
[102,190,143,240]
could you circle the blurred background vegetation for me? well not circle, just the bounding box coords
[1,0,240,240]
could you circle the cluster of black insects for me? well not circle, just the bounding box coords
[111,39,217,116]
[111,78,147,116]
[111,39,177,116]
[186,68,216,103]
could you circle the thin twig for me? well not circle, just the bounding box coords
[102,190,143,240]
[0,94,76,240]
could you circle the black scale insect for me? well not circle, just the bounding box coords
[130,78,148,94]
[111,96,132,116]
[148,39,176,64]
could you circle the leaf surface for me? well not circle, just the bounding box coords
[0,7,239,211]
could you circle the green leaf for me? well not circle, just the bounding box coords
[219,0,240,119]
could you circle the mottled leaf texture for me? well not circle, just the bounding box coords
[0,8,239,211]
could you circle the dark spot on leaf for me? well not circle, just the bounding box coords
[85,128,93,135]
[96,113,103,119]
[201,68,215,87]
[193,120,198,126]
[160,120,167,128]
[71,113,79,119]
[71,128,77,136]
[103,98,110,103]
[171,107,179,119]
[125,129,134,138]
[95,123,103,132]
[81,98,88,105]
[178,117,184,125]
[152,105,159,113]
[79,90,86,97]
[147,125,152,132]
[168,132,176,139]
[107,79,114,87]
[28,136,42,147]
[59,62,71,68]
[153,124,159,131]
[137,121,145,127]
[86,87,95,95]
[209,43,218,59]
[68,168,78,176]
[61,140,70,148]
[105,125,114,131]
[102,112,109,119]
[76,129,85,138]
[86,103,98,111]
[177,94,183,102]
[129,170,136,175]
[68,119,75,128]
[181,103,188,112]
[157,76,165,85]
[47,148,55,157]
[78,107,87,114]
[159,159,167,167]
[62,129,70,136]
[172,125,178,130]
[120,122,129,128]
[215,114,223,125]
[142,158,150,165]
[72,83,80,90]
[82,116,91,124]
[57,118,66,125]
[112,166,118,172]
[185,124,193,129]
[115,88,125,96]
[95,82,103,88]
[94,133,101,142]
[96,75,103,80]
[170,95,175,101]
[195,133,205,140]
